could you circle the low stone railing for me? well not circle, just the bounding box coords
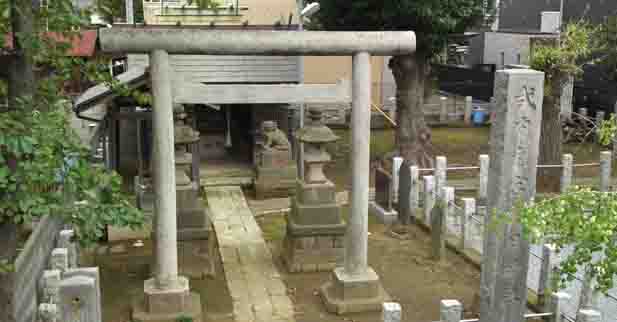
[8,217,102,322]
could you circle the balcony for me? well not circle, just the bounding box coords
[142,0,248,25]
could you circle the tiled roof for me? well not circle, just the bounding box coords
[3,30,98,57]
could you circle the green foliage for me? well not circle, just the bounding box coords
[176,316,194,322]
[519,187,617,294]
[530,21,597,95]
[95,0,145,23]
[598,114,617,146]
[313,0,486,56]
[187,0,221,10]
[0,0,145,248]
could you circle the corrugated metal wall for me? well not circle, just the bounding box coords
[128,54,300,83]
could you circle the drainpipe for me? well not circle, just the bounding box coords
[72,98,103,123]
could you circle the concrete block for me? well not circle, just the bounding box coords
[58,275,99,322]
[382,302,402,322]
[143,277,190,315]
[50,248,69,273]
[58,230,78,268]
[440,299,462,322]
[38,303,58,322]
[369,201,398,225]
[64,267,102,322]
[320,267,391,314]
[39,269,61,304]
[575,309,601,322]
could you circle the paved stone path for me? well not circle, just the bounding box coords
[205,186,295,322]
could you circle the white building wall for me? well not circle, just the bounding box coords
[483,32,556,69]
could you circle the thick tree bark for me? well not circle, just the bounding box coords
[389,53,434,168]
[538,72,564,193]
[7,0,37,110]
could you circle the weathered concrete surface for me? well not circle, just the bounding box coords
[320,52,390,314]
[283,181,346,272]
[205,186,295,322]
[150,49,179,288]
[99,29,416,56]
[346,52,371,275]
[10,215,63,322]
[480,69,544,322]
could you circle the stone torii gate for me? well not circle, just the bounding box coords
[99,29,416,321]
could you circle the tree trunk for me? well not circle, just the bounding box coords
[389,53,434,168]
[7,0,37,110]
[0,222,18,322]
[538,72,564,193]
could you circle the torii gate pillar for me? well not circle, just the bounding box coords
[319,51,391,314]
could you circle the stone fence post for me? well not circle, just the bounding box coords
[382,302,402,322]
[38,303,58,322]
[64,268,102,322]
[432,187,453,261]
[575,309,602,322]
[392,156,403,203]
[600,151,611,192]
[58,230,78,269]
[561,154,573,193]
[58,275,101,322]
[538,244,558,309]
[440,299,462,322]
[461,198,475,250]
[435,156,447,199]
[423,176,435,225]
[50,248,69,273]
[410,166,420,222]
[478,154,489,214]
[39,270,61,304]
[464,96,473,125]
[548,292,571,322]
[440,97,448,123]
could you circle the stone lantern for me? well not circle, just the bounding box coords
[296,109,340,184]
[172,105,209,240]
[173,105,199,186]
[283,108,345,273]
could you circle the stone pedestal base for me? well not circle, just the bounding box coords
[177,185,209,241]
[255,166,297,199]
[283,181,346,272]
[132,277,203,322]
[283,230,345,273]
[369,202,398,225]
[320,267,390,314]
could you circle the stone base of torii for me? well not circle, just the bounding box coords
[98,29,416,321]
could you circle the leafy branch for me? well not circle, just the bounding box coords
[519,187,617,294]
[0,0,145,249]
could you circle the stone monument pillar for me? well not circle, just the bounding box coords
[320,52,390,314]
[283,108,346,273]
[254,120,297,199]
[173,105,209,241]
[479,69,544,322]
